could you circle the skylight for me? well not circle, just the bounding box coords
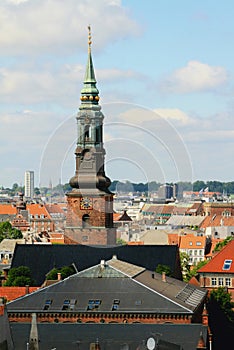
[223,259,232,270]
[87,299,101,311]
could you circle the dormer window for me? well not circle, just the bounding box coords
[223,259,232,270]
[222,211,231,217]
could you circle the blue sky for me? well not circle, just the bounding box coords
[1,0,234,188]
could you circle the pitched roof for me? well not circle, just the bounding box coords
[0,204,17,215]
[11,244,182,285]
[198,239,234,273]
[138,229,168,245]
[179,234,206,250]
[7,257,206,314]
[0,239,25,252]
[0,203,52,219]
[45,204,66,215]
[0,287,38,302]
[9,323,208,350]
[27,204,51,218]
[200,215,234,229]
[166,215,205,227]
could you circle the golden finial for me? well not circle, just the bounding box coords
[88,25,92,52]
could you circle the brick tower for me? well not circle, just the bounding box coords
[64,27,116,245]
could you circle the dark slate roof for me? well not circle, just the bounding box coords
[0,307,14,350]
[10,323,208,350]
[11,244,182,285]
[7,258,206,314]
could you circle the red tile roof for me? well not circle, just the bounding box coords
[27,204,51,218]
[45,204,66,215]
[167,233,180,245]
[198,239,234,274]
[0,203,52,219]
[0,204,17,215]
[179,234,206,249]
[0,286,38,301]
[200,215,234,229]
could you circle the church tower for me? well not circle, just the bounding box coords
[65,27,116,245]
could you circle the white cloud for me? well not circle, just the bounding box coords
[0,64,142,106]
[154,108,193,125]
[161,60,228,94]
[0,0,140,55]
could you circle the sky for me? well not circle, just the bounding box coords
[1,0,234,188]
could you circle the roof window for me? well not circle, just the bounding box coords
[112,299,120,311]
[43,299,52,310]
[223,259,232,270]
[62,299,77,310]
[87,299,101,311]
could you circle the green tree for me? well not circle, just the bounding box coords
[34,187,40,195]
[186,259,209,282]
[214,236,233,252]
[179,252,190,281]
[155,264,172,276]
[193,180,206,192]
[209,287,234,322]
[0,222,23,242]
[46,265,75,280]
[4,266,35,286]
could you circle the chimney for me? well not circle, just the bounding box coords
[57,272,62,281]
[100,260,105,269]
[25,285,29,295]
[151,273,155,279]
[162,272,166,282]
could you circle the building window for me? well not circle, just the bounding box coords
[189,241,192,246]
[189,250,192,256]
[62,299,70,310]
[82,214,90,228]
[211,278,217,286]
[194,250,197,256]
[43,299,52,310]
[225,278,231,287]
[218,278,224,286]
[112,299,120,311]
[223,259,232,270]
[196,241,202,246]
[199,250,203,255]
[87,299,101,311]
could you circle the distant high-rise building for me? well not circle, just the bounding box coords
[158,183,174,199]
[24,171,34,198]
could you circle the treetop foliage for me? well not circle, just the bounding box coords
[0,221,23,243]
[4,266,35,286]
[213,236,233,252]
[46,265,76,280]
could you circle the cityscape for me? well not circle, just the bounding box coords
[1,1,234,350]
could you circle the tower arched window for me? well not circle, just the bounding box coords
[84,125,90,140]
[82,214,90,228]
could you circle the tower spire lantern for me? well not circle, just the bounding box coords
[80,25,99,106]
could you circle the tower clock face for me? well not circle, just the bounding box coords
[80,197,93,210]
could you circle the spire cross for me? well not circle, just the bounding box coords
[88,25,92,53]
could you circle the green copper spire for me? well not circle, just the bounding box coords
[80,26,100,106]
